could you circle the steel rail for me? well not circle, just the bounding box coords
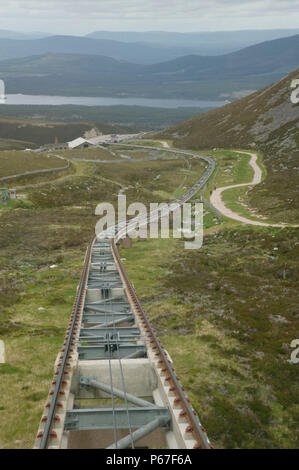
[38,144,214,449]
[39,239,94,449]
[110,144,214,449]
[106,318,119,449]
[110,145,215,245]
[111,239,211,449]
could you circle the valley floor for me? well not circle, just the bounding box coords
[0,142,298,449]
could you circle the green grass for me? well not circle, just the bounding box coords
[0,144,209,448]
[206,149,255,188]
[221,186,284,225]
[59,147,117,161]
[0,199,35,210]
[120,225,299,449]
[0,140,297,449]
[0,207,93,448]
[0,150,66,178]
[0,138,36,151]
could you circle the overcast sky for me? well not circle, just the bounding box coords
[1,0,299,34]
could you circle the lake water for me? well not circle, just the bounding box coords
[5,94,228,109]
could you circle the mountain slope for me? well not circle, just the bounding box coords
[0,35,297,100]
[0,53,141,96]
[147,35,299,79]
[157,69,299,223]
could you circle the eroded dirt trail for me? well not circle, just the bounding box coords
[210,151,296,227]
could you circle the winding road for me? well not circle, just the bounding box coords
[210,151,294,227]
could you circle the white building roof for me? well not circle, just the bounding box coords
[67,137,88,149]
[68,133,142,149]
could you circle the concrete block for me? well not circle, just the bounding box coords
[76,359,157,397]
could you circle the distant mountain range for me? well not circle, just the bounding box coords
[86,29,299,56]
[1,28,298,57]
[0,29,298,65]
[0,35,298,100]
[147,35,299,79]
[0,35,197,65]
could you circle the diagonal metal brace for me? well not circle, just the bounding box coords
[80,376,156,408]
[82,314,134,327]
[106,416,170,449]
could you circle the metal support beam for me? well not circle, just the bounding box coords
[85,305,131,313]
[78,344,146,360]
[88,276,121,282]
[80,377,156,408]
[64,407,171,431]
[82,312,133,323]
[85,295,125,305]
[106,416,170,449]
[80,326,140,338]
[99,315,135,328]
[87,281,122,288]
[79,339,142,345]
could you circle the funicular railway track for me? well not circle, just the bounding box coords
[34,146,215,450]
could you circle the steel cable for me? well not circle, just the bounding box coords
[102,278,118,449]
[111,307,135,449]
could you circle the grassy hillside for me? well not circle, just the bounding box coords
[121,226,299,449]
[0,136,297,448]
[158,69,299,223]
[0,138,36,151]
[0,151,66,177]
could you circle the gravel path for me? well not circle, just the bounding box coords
[210,151,296,227]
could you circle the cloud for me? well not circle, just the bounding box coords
[2,0,299,20]
[1,0,299,33]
